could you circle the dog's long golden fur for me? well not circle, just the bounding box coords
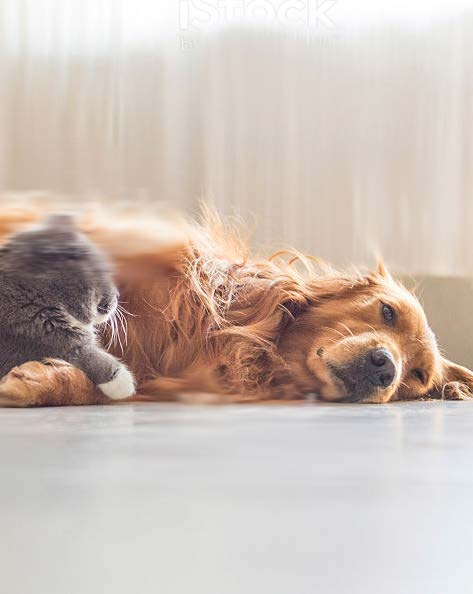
[0,203,472,407]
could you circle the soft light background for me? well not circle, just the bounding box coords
[1,0,473,275]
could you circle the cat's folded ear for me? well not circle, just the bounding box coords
[429,358,473,400]
[44,213,76,230]
[37,213,88,262]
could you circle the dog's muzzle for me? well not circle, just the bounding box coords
[328,347,397,401]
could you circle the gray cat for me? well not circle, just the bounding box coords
[0,214,135,400]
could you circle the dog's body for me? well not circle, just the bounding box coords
[0,204,472,407]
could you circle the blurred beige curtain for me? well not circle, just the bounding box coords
[1,0,473,275]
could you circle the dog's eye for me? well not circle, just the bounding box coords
[413,368,427,385]
[412,369,427,385]
[381,303,395,325]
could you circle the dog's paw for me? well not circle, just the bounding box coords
[441,381,473,401]
[98,365,135,400]
[0,361,65,407]
[0,365,38,407]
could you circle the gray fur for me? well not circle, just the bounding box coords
[0,214,132,392]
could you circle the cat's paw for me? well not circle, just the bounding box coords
[98,365,136,400]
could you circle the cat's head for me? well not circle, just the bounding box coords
[0,213,118,326]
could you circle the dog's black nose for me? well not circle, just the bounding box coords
[367,348,395,388]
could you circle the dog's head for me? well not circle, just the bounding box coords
[279,262,473,403]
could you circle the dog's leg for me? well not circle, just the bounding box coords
[0,360,108,407]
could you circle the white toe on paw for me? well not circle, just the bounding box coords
[98,366,135,400]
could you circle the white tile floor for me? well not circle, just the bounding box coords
[1,401,472,594]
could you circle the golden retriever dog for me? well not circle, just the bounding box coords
[0,203,472,407]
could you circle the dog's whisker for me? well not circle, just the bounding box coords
[321,326,347,340]
[339,322,354,337]
[365,324,382,339]
[322,336,340,346]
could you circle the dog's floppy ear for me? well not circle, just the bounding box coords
[429,358,473,400]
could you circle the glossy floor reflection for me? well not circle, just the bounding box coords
[1,401,472,594]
